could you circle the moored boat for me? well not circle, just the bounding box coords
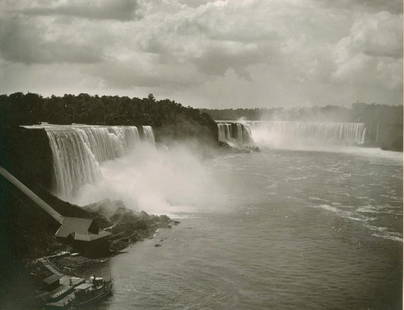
[72,276,113,308]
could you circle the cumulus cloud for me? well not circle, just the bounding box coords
[0,16,105,64]
[314,0,402,15]
[19,0,140,21]
[0,0,402,107]
[336,12,402,59]
[91,57,204,88]
[333,12,403,89]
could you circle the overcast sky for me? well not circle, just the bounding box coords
[0,0,402,108]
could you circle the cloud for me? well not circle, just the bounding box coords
[314,0,402,14]
[90,57,205,89]
[0,16,106,64]
[333,12,403,89]
[132,1,278,80]
[335,12,402,60]
[19,0,140,21]
[0,0,402,107]
[192,41,269,79]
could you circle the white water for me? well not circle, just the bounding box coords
[45,128,103,201]
[142,125,155,144]
[217,122,253,148]
[217,120,367,150]
[74,143,222,215]
[24,123,221,214]
[245,121,367,148]
[24,124,155,201]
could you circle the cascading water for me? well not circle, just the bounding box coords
[142,125,156,144]
[24,124,154,201]
[236,123,243,145]
[217,121,367,149]
[218,123,230,143]
[217,122,253,148]
[45,128,103,201]
[240,121,367,148]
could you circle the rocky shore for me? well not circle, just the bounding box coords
[0,176,178,309]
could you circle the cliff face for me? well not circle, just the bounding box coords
[154,112,218,147]
[0,127,53,190]
[370,123,403,152]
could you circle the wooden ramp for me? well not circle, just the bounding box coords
[0,166,64,224]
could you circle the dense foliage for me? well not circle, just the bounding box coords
[201,103,403,151]
[0,92,218,144]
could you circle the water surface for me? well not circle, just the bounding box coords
[98,148,402,310]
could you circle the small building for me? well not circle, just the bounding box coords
[0,166,112,256]
[42,274,62,292]
[55,217,111,256]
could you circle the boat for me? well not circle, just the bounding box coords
[72,276,113,308]
[43,276,83,310]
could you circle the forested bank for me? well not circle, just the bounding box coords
[0,92,218,145]
[201,103,403,151]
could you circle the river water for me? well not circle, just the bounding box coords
[96,147,402,310]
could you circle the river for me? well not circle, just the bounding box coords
[94,147,402,310]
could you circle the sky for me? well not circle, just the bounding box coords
[0,0,402,108]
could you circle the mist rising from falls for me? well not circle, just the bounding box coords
[74,143,223,215]
[25,123,222,215]
[42,124,153,201]
[250,121,366,148]
[218,121,367,149]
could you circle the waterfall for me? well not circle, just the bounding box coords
[242,121,367,148]
[142,125,155,144]
[24,124,154,201]
[217,121,367,148]
[45,128,102,201]
[236,123,243,144]
[218,123,230,143]
[217,122,254,148]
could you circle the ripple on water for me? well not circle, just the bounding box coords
[357,204,403,216]
[312,204,402,243]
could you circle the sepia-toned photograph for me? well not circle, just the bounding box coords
[0,1,402,309]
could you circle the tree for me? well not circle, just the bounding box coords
[147,93,156,103]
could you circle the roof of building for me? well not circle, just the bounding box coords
[55,216,111,241]
[55,217,94,238]
[43,274,62,285]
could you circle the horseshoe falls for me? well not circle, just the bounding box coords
[218,121,367,148]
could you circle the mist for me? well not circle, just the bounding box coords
[237,117,362,151]
[73,141,225,216]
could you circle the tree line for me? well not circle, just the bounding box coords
[0,92,218,144]
[0,93,401,151]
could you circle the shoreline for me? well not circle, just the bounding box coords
[26,204,180,309]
